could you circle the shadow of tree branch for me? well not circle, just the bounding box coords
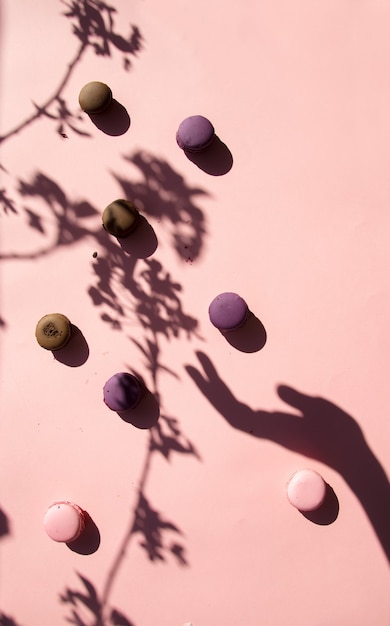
[0,4,201,623]
[0,153,210,624]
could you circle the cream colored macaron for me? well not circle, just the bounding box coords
[35,313,72,351]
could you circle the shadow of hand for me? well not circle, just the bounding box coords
[186,351,363,470]
[186,351,390,562]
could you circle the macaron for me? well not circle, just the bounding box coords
[287,469,327,512]
[208,292,249,332]
[78,81,112,114]
[35,313,72,350]
[176,115,215,152]
[43,501,86,543]
[102,199,140,238]
[103,372,144,411]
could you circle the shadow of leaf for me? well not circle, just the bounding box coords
[62,0,143,63]
[151,414,200,462]
[110,609,135,626]
[114,151,208,262]
[0,172,101,260]
[135,259,199,338]
[60,573,102,615]
[0,189,17,215]
[170,542,188,566]
[0,613,24,626]
[133,492,187,565]
[60,572,136,626]
[24,208,46,233]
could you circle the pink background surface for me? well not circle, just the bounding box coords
[1,1,390,625]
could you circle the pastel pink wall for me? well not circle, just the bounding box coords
[1,1,389,625]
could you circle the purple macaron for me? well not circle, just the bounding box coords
[176,115,215,152]
[103,372,144,412]
[208,292,249,332]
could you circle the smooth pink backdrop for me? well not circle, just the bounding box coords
[1,1,389,625]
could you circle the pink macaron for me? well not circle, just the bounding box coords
[287,469,327,512]
[43,501,86,543]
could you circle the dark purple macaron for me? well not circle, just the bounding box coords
[176,115,215,152]
[208,292,249,332]
[103,372,144,412]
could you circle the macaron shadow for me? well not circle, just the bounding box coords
[89,99,131,136]
[66,511,101,555]
[301,483,339,525]
[184,136,233,176]
[53,325,90,366]
[221,313,267,353]
[0,508,10,538]
[118,215,158,258]
[117,389,160,429]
